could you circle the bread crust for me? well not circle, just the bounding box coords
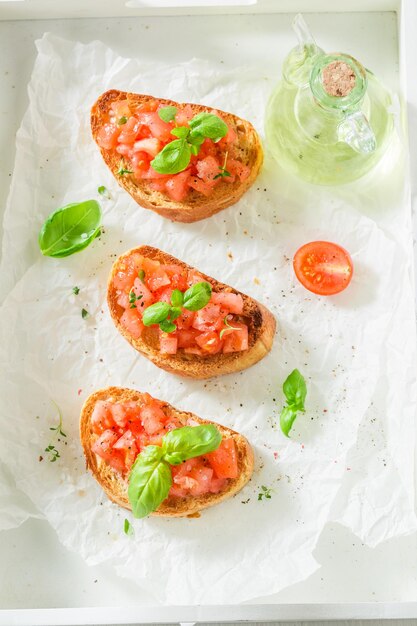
[80,387,254,517]
[107,246,277,379]
[91,89,263,223]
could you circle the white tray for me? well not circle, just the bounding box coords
[1,0,417,623]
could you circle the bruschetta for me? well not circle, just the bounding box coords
[107,246,276,379]
[80,387,254,517]
[91,90,263,223]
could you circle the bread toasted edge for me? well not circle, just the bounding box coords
[80,386,254,517]
[90,89,264,223]
[107,245,277,379]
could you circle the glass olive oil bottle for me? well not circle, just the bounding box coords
[266,15,394,185]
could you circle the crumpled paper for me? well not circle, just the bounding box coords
[0,33,416,604]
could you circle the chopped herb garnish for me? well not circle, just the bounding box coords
[219,314,241,340]
[44,445,60,462]
[49,403,67,438]
[117,160,133,176]
[118,116,128,125]
[81,308,89,319]
[129,290,143,309]
[138,269,145,282]
[214,151,231,180]
[124,518,134,536]
[72,286,80,295]
[98,186,111,199]
[44,401,66,463]
[258,485,273,501]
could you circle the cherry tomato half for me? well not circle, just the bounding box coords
[293,241,353,296]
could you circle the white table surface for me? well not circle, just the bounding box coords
[1,9,417,624]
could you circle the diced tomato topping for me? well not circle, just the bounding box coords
[118,116,140,143]
[196,155,220,182]
[137,111,173,142]
[219,126,237,145]
[110,99,131,119]
[157,287,174,303]
[132,278,154,309]
[175,104,194,125]
[113,266,136,291]
[91,401,116,434]
[227,159,250,182]
[159,334,178,354]
[211,292,244,314]
[116,292,129,309]
[206,439,238,479]
[109,403,129,428]
[140,403,167,435]
[195,331,222,354]
[113,429,136,450]
[176,308,196,330]
[133,137,161,157]
[222,322,249,353]
[162,264,188,290]
[188,176,216,197]
[165,170,191,202]
[97,124,121,150]
[177,329,199,348]
[209,477,228,493]
[146,267,171,293]
[120,309,144,339]
[92,430,125,473]
[192,303,222,332]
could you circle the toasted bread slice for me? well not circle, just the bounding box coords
[80,386,254,517]
[91,90,263,223]
[107,246,276,379]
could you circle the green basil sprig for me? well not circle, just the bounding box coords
[162,425,222,465]
[128,424,222,518]
[279,369,307,437]
[150,112,228,175]
[142,281,212,334]
[38,200,102,258]
[158,106,177,123]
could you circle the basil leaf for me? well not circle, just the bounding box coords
[124,518,134,536]
[169,306,182,322]
[142,302,171,326]
[182,281,212,311]
[98,185,111,199]
[189,113,228,141]
[187,133,205,147]
[171,126,190,139]
[128,446,172,519]
[283,369,307,411]
[162,425,222,466]
[150,139,191,174]
[38,200,102,258]
[158,106,177,123]
[159,319,176,333]
[280,405,298,438]
[171,289,183,307]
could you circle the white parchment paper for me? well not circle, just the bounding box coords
[0,34,416,603]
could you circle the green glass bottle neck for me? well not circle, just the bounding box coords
[310,53,368,112]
